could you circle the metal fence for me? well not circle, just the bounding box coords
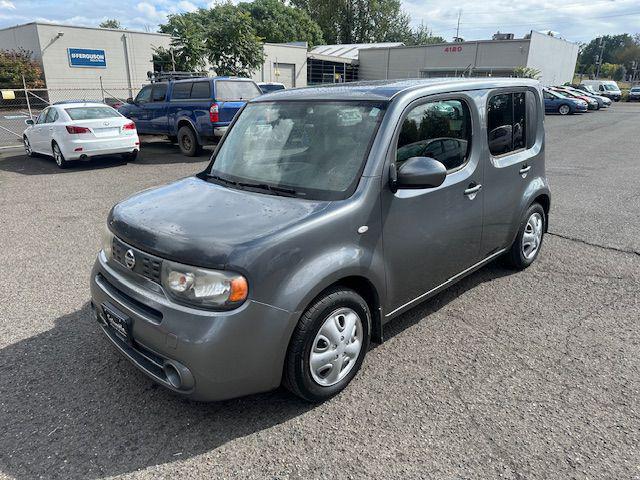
[0,84,142,148]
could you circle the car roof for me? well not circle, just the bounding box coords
[253,77,540,102]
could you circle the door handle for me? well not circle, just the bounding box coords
[464,183,482,198]
[519,165,531,176]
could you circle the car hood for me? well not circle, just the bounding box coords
[108,176,331,269]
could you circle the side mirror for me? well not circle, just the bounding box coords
[25,119,34,125]
[126,97,134,104]
[393,156,447,190]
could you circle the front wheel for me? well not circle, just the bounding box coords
[177,126,201,157]
[558,104,571,115]
[504,203,545,270]
[283,288,371,402]
[52,142,68,169]
[23,136,34,157]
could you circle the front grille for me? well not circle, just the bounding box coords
[112,236,162,284]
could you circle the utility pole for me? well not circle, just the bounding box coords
[455,10,462,40]
[595,37,605,79]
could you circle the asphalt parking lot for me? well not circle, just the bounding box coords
[0,104,638,480]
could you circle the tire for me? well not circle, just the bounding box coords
[504,203,546,270]
[23,136,34,157]
[177,126,201,157]
[558,104,571,115]
[121,150,138,162]
[52,142,69,169]
[283,288,371,402]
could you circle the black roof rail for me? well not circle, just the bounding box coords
[148,71,209,83]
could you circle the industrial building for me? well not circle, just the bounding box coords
[0,22,172,95]
[357,31,579,86]
[0,22,308,96]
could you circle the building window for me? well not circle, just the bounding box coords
[396,99,471,171]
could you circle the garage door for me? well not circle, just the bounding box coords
[274,63,295,88]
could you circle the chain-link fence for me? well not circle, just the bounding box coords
[0,83,143,147]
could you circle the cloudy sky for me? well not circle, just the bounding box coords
[0,0,638,43]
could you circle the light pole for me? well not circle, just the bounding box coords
[595,37,605,79]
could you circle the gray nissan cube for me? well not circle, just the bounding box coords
[91,78,550,402]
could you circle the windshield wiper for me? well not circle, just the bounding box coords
[237,181,300,197]
[207,174,238,187]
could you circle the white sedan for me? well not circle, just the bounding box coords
[23,102,140,168]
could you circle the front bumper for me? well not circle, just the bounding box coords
[61,134,140,160]
[90,251,297,401]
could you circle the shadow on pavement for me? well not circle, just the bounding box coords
[0,261,514,479]
[0,142,211,176]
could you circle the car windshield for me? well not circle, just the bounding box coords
[207,101,387,200]
[603,84,619,91]
[65,106,120,120]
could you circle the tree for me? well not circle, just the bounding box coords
[99,19,122,29]
[0,49,44,88]
[291,0,413,44]
[403,23,445,46]
[578,34,637,71]
[513,66,541,79]
[158,5,264,76]
[238,0,324,47]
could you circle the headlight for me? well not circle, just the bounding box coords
[102,224,114,260]
[161,259,248,309]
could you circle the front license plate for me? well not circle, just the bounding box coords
[102,302,132,343]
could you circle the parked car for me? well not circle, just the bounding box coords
[563,85,611,108]
[257,82,286,94]
[628,86,640,102]
[580,80,622,101]
[118,77,263,156]
[91,78,550,402]
[572,84,612,107]
[550,87,599,110]
[543,88,587,115]
[23,102,139,169]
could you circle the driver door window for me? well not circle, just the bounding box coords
[396,99,472,171]
[36,109,49,124]
[135,86,152,104]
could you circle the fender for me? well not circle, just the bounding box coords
[506,176,551,246]
[172,116,203,143]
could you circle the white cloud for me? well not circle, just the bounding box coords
[136,2,168,23]
[177,1,198,12]
[0,0,16,10]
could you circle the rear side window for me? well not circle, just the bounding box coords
[487,92,527,156]
[65,107,120,120]
[190,81,211,99]
[396,99,472,171]
[172,82,192,100]
[215,81,262,101]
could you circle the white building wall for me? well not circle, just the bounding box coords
[34,23,171,94]
[526,31,579,85]
[0,23,42,62]
[251,43,307,88]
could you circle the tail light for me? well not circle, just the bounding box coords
[66,125,91,134]
[209,103,219,123]
[122,121,136,131]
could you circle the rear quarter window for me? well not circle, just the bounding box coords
[215,81,262,101]
[190,81,211,99]
[172,82,192,100]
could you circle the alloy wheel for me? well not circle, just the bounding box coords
[24,137,31,156]
[53,145,63,166]
[309,307,363,387]
[559,105,570,115]
[522,212,543,260]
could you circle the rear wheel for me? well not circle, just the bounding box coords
[283,288,371,402]
[177,126,201,157]
[504,203,545,270]
[558,104,571,115]
[121,150,138,162]
[52,142,68,169]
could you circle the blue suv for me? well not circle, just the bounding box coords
[119,77,263,156]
